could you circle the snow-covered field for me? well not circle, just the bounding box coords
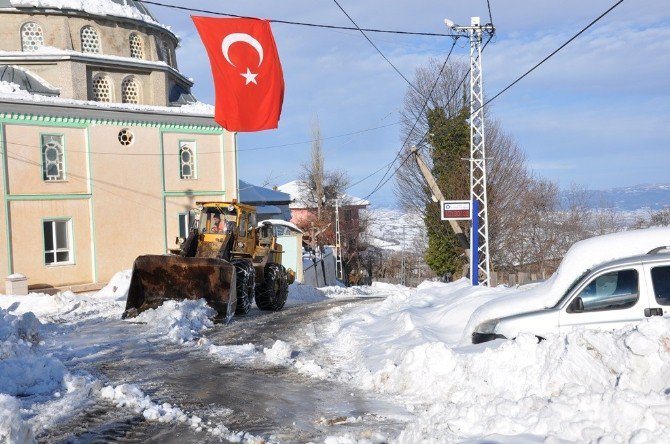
[2,229,670,443]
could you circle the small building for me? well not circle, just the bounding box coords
[0,1,238,291]
[238,179,292,222]
[277,180,369,237]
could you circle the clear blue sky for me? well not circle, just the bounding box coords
[149,0,670,207]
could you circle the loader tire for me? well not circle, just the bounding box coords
[256,263,289,311]
[232,260,255,315]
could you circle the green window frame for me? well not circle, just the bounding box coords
[41,133,66,182]
[179,140,197,180]
[43,218,74,266]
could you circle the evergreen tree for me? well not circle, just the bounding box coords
[424,106,470,277]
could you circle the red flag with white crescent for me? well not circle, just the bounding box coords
[192,16,285,132]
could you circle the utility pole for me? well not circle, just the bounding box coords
[334,198,344,282]
[400,226,406,286]
[446,16,494,286]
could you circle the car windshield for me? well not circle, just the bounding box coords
[551,268,591,309]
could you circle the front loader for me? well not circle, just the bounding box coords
[123,201,294,320]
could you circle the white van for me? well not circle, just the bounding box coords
[472,248,670,344]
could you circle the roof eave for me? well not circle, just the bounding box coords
[0,97,218,127]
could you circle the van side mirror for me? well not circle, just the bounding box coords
[569,297,584,313]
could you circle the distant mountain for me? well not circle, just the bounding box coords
[562,184,670,211]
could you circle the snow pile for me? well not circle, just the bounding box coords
[0,394,35,444]
[101,384,203,427]
[263,340,329,379]
[133,299,216,343]
[0,290,125,323]
[263,339,293,365]
[0,309,66,397]
[95,269,131,300]
[394,321,670,442]
[11,0,160,25]
[285,283,328,306]
[465,227,670,340]
[320,278,670,442]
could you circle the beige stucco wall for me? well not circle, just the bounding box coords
[9,199,92,287]
[223,132,238,199]
[89,124,164,282]
[0,12,176,63]
[4,124,89,195]
[0,124,7,279]
[0,117,233,287]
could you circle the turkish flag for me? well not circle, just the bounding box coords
[192,16,285,132]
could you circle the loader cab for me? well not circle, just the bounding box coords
[199,205,237,235]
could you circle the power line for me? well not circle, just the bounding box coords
[364,39,458,197]
[331,0,426,96]
[360,34,493,199]
[360,0,623,201]
[2,119,405,156]
[482,0,625,110]
[138,0,461,38]
[486,0,494,26]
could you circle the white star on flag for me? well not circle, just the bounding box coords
[240,68,258,85]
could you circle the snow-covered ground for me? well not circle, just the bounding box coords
[2,228,670,442]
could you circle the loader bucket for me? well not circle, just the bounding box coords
[123,255,237,319]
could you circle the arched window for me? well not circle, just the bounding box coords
[92,75,112,102]
[42,135,64,181]
[81,26,101,53]
[21,22,45,52]
[156,37,171,65]
[179,141,196,179]
[121,77,141,104]
[129,33,144,59]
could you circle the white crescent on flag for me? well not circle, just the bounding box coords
[221,33,264,67]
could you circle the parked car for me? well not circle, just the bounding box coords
[472,248,670,344]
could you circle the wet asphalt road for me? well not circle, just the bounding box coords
[40,298,409,443]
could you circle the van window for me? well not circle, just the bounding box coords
[575,269,638,312]
[651,266,670,305]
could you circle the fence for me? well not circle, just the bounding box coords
[302,248,337,287]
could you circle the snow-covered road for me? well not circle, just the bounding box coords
[3,265,670,443]
[41,298,409,443]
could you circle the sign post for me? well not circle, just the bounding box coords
[440,200,472,221]
[470,200,479,286]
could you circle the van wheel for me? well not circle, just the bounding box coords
[256,263,288,311]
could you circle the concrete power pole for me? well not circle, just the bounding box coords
[447,16,494,286]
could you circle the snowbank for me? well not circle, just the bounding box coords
[0,394,35,444]
[319,277,670,442]
[0,307,71,441]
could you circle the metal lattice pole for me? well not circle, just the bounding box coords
[469,18,491,286]
[450,16,494,286]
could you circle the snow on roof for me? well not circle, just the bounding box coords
[260,219,303,233]
[8,0,163,28]
[238,180,291,204]
[277,180,369,209]
[0,47,173,70]
[463,227,670,342]
[0,80,215,117]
